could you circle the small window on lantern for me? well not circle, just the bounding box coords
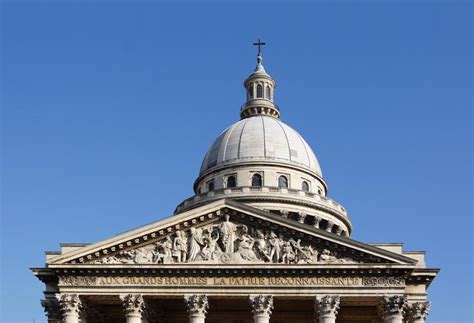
[257,84,263,98]
[278,175,288,189]
[266,86,271,100]
[249,85,254,99]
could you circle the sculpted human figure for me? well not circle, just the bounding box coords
[154,236,173,263]
[188,228,205,261]
[254,230,271,262]
[173,231,188,263]
[214,214,247,253]
[319,249,339,263]
[238,233,257,261]
[281,241,296,264]
[201,231,219,261]
[268,231,281,263]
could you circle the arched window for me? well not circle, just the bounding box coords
[317,188,322,195]
[227,175,236,188]
[251,174,262,187]
[256,84,263,98]
[207,180,214,192]
[302,181,310,192]
[249,85,254,99]
[265,86,271,100]
[278,175,288,189]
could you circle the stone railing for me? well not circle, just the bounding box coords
[175,186,347,218]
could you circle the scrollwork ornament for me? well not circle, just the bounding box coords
[249,295,274,316]
[184,294,209,316]
[120,293,145,316]
[382,295,408,318]
[315,295,340,316]
[408,301,430,321]
[41,299,61,321]
[55,293,83,316]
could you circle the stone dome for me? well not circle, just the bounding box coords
[200,115,322,177]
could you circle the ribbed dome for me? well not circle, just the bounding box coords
[200,116,322,176]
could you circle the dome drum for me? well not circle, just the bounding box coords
[194,163,327,196]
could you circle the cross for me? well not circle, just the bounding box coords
[253,37,266,55]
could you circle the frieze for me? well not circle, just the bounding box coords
[58,275,405,287]
[90,215,358,266]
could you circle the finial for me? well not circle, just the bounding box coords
[253,37,266,66]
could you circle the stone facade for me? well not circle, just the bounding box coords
[32,43,438,322]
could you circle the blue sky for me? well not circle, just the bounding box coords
[1,1,472,322]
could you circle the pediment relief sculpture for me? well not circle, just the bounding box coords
[92,214,359,265]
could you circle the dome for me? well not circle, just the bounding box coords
[199,115,322,176]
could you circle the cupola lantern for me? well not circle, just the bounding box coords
[240,38,280,119]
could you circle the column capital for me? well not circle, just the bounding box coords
[407,301,430,322]
[55,293,82,316]
[249,295,273,317]
[120,293,145,316]
[41,298,61,321]
[381,295,408,318]
[184,294,209,317]
[315,295,340,317]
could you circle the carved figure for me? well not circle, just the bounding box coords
[153,236,173,263]
[281,241,296,264]
[200,231,220,261]
[268,231,281,263]
[319,249,340,263]
[254,230,271,262]
[238,233,257,261]
[173,231,188,263]
[188,228,204,261]
[213,214,247,253]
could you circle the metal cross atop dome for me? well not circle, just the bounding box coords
[253,37,266,55]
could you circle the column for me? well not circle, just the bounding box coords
[120,294,145,323]
[249,295,273,323]
[313,216,322,229]
[407,301,430,323]
[297,212,307,224]
[56,294,82,323]
[41,299,61,323]
[315,295,340,323]
[381,296,408,323]
[184,294,208,323]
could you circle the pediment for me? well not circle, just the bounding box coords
[47,199,416,267]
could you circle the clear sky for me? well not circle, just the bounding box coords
[1,1,472,322]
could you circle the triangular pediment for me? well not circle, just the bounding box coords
[47,199,417,267]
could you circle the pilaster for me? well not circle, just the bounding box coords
[41,298,61,323]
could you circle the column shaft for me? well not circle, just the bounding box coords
[124,314,141,323]
[188,314,206,323]
[62,314,79,323]
[253,314,270,323]
[383,315,403,323]
[319,314,337,323]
